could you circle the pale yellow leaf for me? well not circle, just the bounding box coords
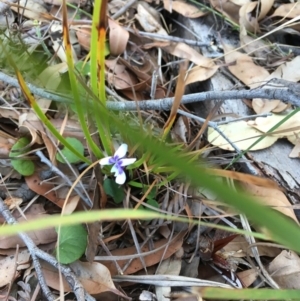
[249,112,300,137]
[185,64,219,84]
[208,121,277,151]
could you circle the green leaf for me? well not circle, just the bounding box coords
[56,137,84,164]
[55,224,87,264]
[75,61,90,76]
[103,178,125,204]
[145,199,159,211]
[9,137,35,176]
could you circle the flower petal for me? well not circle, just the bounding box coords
[119,158,136,167]
[114,143,128,159]
[111,164,118,175]
[115,170,126,185]
[99,156,113,165]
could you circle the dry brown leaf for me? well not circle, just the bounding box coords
[257,0,274,20]
[171,1,207,18]
[42,261,125,296]
[223,44,269,87]
[75,26,91,51]
[0,250,31,287]
[185,64,219,85]
[70,261,123,295]
[99,232,185,275]
[171,116,188,143]
[0,134,15,158]
[223,236,281,258]
[252,99,282,114]
[0,207,57,248]
[237,268,259,287]
[271,2,300,19]
[252,56,300,113]
[208,121,278,151]
[249,112,300,137]
[164,42,216,67]
[108,18,129,56]
[240,183,298,223]
[268,250,300,288]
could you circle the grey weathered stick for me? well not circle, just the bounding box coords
[1,71,300,110]
[0,198,95,301]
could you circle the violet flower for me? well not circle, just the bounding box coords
[99,144,136,185]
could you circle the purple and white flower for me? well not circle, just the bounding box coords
[99,144,136,185]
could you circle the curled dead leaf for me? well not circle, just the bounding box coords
[268,250,300,288]
[108,18,129,56]
[240,182,298,223]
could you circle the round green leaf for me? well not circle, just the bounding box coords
[9,137,35,176]
[56,137,84,164]
[11,159,35,176]
[103,178,125,204]
[56,224,87,264]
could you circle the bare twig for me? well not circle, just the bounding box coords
[0,198,95,301]
[111,0,137,19]
[126,29,211,47]
[0,71,300,110]
[35,150,93,207]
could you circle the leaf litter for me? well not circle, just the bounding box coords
[0,0,299,299]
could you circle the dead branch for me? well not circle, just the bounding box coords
[0,71,299,111]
